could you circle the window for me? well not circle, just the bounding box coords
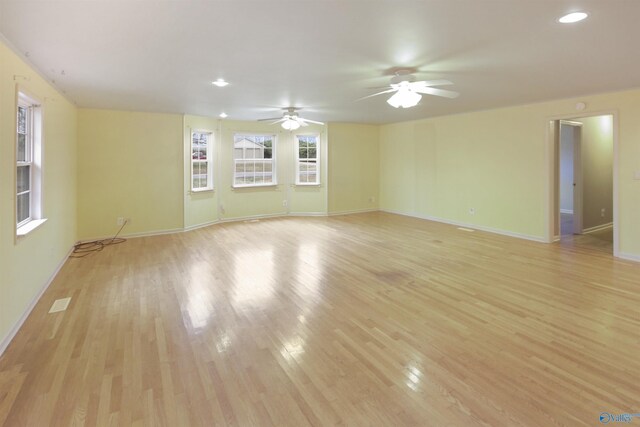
[233,134,276,187]
[16,92,43,234]
[191,131,213,191]
[295,134,320,185]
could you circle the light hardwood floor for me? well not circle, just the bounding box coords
[560,213,614,254]
[1,212,639,426]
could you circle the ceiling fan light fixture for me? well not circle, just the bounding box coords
[387,88,421,108]
[212,78,229,87]
[282,118,301,130]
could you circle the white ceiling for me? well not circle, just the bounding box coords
[1,0,640,124]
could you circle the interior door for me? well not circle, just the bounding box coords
[572,125,583,234]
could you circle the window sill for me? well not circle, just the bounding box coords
[295,183,321,187]
[191,188,215,194]
[232,184,278,189]
[17,218,48,237]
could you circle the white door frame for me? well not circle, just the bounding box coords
[559,120,583,235]
[546,110,619,257]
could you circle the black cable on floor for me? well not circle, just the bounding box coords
[69,220,128,258]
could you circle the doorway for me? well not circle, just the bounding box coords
[552,114,615,254]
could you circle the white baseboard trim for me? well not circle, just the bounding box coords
[218,213,285,223]
[560,209,574,214]
[0,246,74,357]
[618,252,640,263]
[288,212,327,217]
[80,227,185,243]
[81,209,378,242]
[582,222,613,234]
[184,220,220,232]
[381,209,547,243]
[328,208,378,216]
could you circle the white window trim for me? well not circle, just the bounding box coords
[16,89,45,238]
[295,133,320,186]
[191,130,214,192]
[17,218,48,237]
[232,133,277,188]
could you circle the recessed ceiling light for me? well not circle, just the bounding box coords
[212,78,229,87]
[219,112,228,118]
[558,12,588,24]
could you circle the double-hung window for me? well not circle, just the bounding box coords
[16,92,43,234]
[191,131,213,191]
[295,134,320,185]
[233,134,276,187]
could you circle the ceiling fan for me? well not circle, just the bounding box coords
[258,107,325,130]
[363,70,460,108]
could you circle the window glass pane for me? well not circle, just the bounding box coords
[233,135,275,185]
[17,134,27,162]
[192,146,206,160]
[296,135,319,184]
[192,162,208,189]
[191,133,211,189]
[235,160,246,185]
[307,162,317,183]
[17,192,29,223]
[308,140,317,159]
[17,165,30,193]
[18,106,27,134]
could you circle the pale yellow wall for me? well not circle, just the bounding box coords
[184,115,219,229]
[0,40,77,348]
[379,89,640,257]
[218,120,327,219]
[77,109,183,239]
[576,115,614,229]
[327,123,379,213]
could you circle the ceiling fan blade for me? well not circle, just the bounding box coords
[258,117,284,122]
[413,86,460,99]
[355,88,397,102]
[270,118,286,124]
[299,121,309,127]
[412,79,454,87]
[300,118,325,125]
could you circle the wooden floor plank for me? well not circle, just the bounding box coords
[1,212,639,426]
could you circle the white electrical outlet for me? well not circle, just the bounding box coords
[601,208,606,218]
[469,208,475,215]
[283,200,288,207]
[117,217,124,225]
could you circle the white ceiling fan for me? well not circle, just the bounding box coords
[258,107,325,130]
[363,70,460,108]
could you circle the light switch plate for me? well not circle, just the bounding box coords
[634,170,640,180]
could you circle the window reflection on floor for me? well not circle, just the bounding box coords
[232,248,275,309]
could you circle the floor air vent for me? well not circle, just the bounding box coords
[49,297,71,313]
